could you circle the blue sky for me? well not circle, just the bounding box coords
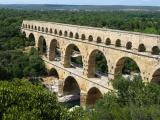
[0,0,160,6]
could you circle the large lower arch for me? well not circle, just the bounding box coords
[63,76,80,95]
[114,57,141,79]
[87,49,108,78]
[64,44,83,68]
[48,68,59,79]
[38,36,47,56]
[151,68,160,85]
[86,87,103,106]
[49,39,61,61]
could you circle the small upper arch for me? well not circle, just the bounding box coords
[50,28,53,33]
[54,29,58,34]
[126,41,132,50]
[152,46,160,55]
[42,27,44,32]
[69,32,73,38]
[81,34,86,40]
[59,30,63,36]
[115,39,121,47]
[75,33,79,39]
[88,35,93,42]
[64,31,68,37]
[138,43,146,52]
[38,26,40,31]
[35,26,37,30]
[45,28,48,33]
[105,38,111,45]
[97,37,102,43]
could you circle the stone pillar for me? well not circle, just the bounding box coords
[80,91,87,109]
[58,79,64,97]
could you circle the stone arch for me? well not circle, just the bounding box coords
[49,39,61,61]
[69,32,73,38]
[22,24,25,28]
[105,38,111,45]
[115,39,121,47]
[54,29,57,34]
[38,26,40,31]
[63,76,80,95]
[97,37,102,43]
[152,46,159,55]
[138,44,146,52]
[35,26,37,30]
[87,49,108,78]
[48,68,59,79]
[28,33,35,46]
[75,33,79,39]
[38,36,47,56]
[45,28,48,33]
[151,68,160,84]
[64,31,68,37]
[86,87,103,106]
[25,24,27,28]
[22,31,26,37]
[126,41,132,50]
[81,34,86,40]
[28,24,30,29]
[59,30,62,36]
[64,44,83,68]
[88,35,93,42]
[42,27,44,32]
[114,57,141,78]
[31,25,33,29]
[50,28,53,33]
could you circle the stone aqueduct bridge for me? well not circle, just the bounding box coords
[21,20,160,106]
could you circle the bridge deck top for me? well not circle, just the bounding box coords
[23,20,160,38]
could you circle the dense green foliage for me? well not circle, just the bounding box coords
[0,48,46,80]
[0,79,84,120]
[86,76,160,120]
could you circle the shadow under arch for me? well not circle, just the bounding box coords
[151,68,160,85]
[86,87,103,106]
[49,39,61,61]
[87,49,108,78]
[114,57,141,79]
[28,33,35,46]
[63,76,80,95]
[64,44,83,68]
[38,36,47,56]
[48,68,59,79]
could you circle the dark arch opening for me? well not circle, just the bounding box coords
[151,68,160,85]
[75,33,79,39]
[54,29,57,34]
[64,44,83,68]
[28,33,35,46]
[86,87,103,106]
[38,36,47,56]
[48,68,59,79]
[49,39,61,61]
[87,50,108,78]
[35,26,37,30]
[64,31,68,37]
[50,28,53,33]
[105,38,111,45]
[115,39,121,47]
[138,44,146,52]
[28,25,30,29]
[31,25,33,29]
[115,57,141,79]
[126,41,132,50]
[38,26,40,31]
[45,28,48,33]
[42,27,44,32]
[81,34,86,40]
[152,46,160,55]
[69,32,73,38]
[59,30,62,36]
[97,37,102,43]
[25,24,27,28]
[22,31,26,37]
[63,76,80,106]
[88,35,93,42]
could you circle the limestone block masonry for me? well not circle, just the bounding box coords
[21,20,160,106]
